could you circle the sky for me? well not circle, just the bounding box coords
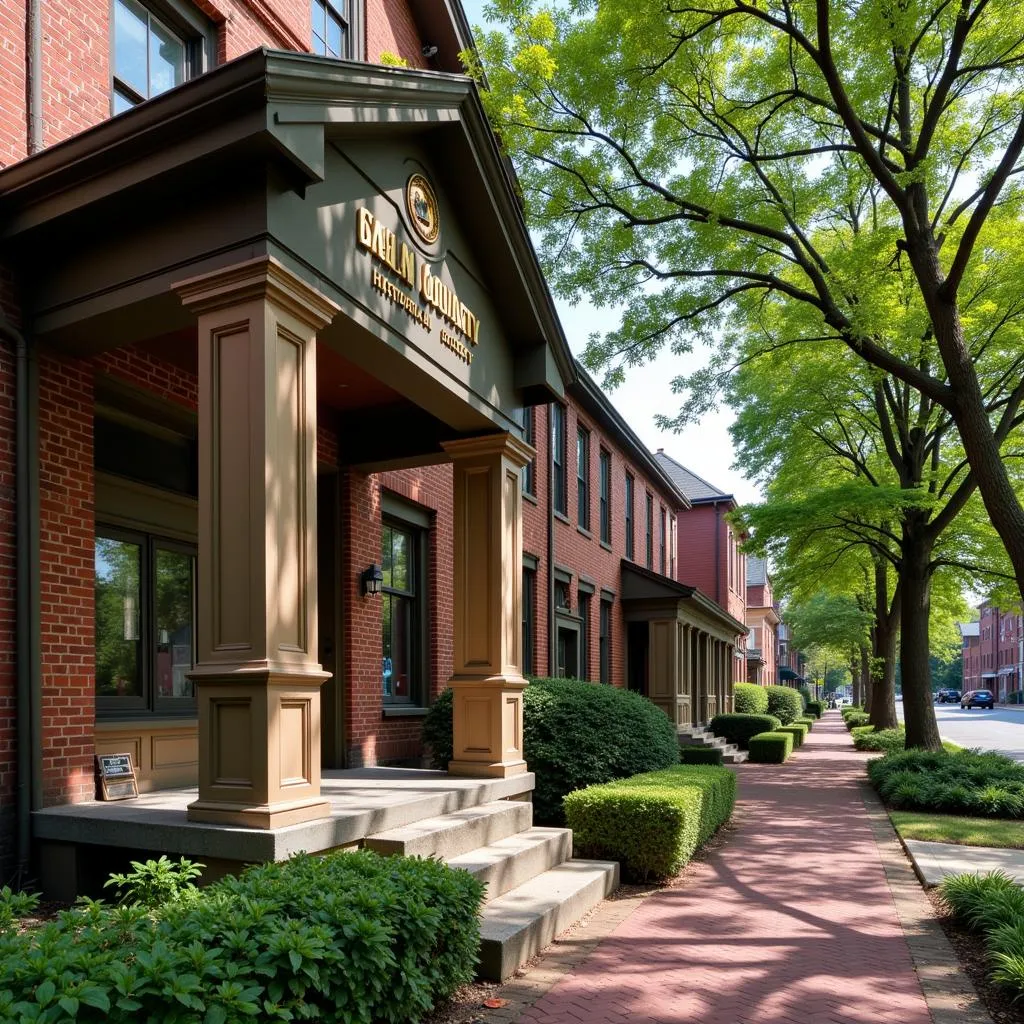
[460,1,763,507]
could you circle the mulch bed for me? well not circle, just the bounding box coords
[927,889,1024,1024]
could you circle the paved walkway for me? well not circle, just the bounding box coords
[517,713,934,1024]
[905,837,1024,887]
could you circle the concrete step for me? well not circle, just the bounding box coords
[364,800,533,860]
[722,750,749,764]
[477,859,620,981]
[679,733,726,749]
[448,827,572,904]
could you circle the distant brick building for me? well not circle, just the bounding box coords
[744,556,779,686]
[967,603,1022,701]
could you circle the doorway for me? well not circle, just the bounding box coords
[557,624,580,679]
[627,621,648,694]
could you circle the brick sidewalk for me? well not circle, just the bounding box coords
[515,713,934,1024]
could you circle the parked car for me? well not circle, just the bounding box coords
[936,689,962,703]
[961,689,995,710]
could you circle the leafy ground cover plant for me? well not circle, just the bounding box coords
[564,765,736,882]
[708,713,782,749]
[104,855,203,907]
[0,850,483,1024]
[423,678,679,824]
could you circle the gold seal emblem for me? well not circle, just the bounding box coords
[405,173,440,245]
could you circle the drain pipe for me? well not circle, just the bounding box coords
[5,316,42,885]
[546,403,555,677]
[27,0,43,155]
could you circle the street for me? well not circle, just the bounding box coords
[898,701,1024,761]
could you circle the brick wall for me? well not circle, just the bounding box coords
[0,334,16,878]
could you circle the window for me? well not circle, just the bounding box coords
[577,427,590,530]
[523,567,536,674]
[659,506,667,575]
[579,592,591,680]
[625,473,634,560]
[96,529,196,714]
[645,492,654,569]
[599,449,611,544]
[552,404,567,515]
[111,0,209,114]
[555,579,570,611]
[599,598,612,684]
[312,0,352,58]
[669,516,677,579]
[522,408,536,497]
[381,521,424,704]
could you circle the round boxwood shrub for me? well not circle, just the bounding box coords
[748,731,794,763]
[680,745,724,765]
[733,682,769,715]
[709,712,782,749]
[422,679,679,824]
[766,685,803,725]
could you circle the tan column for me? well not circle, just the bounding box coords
[442,433,535,777]
[175,257,339,829]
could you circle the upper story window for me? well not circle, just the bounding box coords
[577,426,590,530]
[659,506,667,575]
[599,449,611,545]
[111,0,211,114]
[624,473,634,560]
[552,404,567,516]
[312,0,353,58]
[522,408,536,497]
[645,492,654,569]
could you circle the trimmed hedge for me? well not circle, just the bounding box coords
[868,748,1024,817]
[422,679,680,824]
[680,746,724,765]
[777,722,809,748]
[733,682,769,715]
[564,765,736,881]
[0,850,483,1024]
[748,731,794,763]
[708,712,782,750]
[844,710,871,730]
[805,700,823,719]
[766,685,803,725]
[797,715,816,731]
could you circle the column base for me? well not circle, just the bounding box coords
[447,758,528,779]
[448,675,527,779]
[187,795,331,830]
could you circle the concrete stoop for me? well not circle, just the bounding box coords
[364,790,618,981]
[678,726,749,764]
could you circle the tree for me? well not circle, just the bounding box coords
[472,0,1024,601]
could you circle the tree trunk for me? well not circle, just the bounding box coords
[852,647,863,707]
[899,522,942,750]
[869,562,899,730]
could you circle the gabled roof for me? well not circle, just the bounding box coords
[653,451,734,503]
[746,555,768,587]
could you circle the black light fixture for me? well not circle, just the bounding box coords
[362,564,384,597]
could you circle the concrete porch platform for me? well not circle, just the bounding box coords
[33,768,536,865]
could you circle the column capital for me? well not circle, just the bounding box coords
[173,256,340,330]
[442,431,536,470]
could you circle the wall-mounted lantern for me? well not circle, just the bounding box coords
[361,564,384,597]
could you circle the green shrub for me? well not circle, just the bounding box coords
[765,685,803,725]
[1007,690,1024,705]
[841,705,865,721]
[708,712,782,749]
[680,746,724,765]
[796,685,812,708]
[796,715,815,731]
[564,765,736,882]
[748,731,794,763]
[733,682,769,715]
[851,725,907,754]
[805,700,823,719]
[777,722,809,748]
[422,679,680,824]
[104,854,203,907]
[844,710,871,730]
[0,850,483,1024]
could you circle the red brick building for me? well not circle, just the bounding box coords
[959,621,981,693]
[0,0,744,886]
[970,603,1022,701]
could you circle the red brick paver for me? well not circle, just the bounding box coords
[518,713,932,1024]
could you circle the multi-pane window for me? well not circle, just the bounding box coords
[552,404,567,515]
[522,408,536,497]
[577,427,590,530]
[599,449,611,544]
[522,567,536,674]
[311,0,351,57]
[579,592,591,681]
[95,530,196,713]
[645,492,654,569]
[112,0,186,112]
[659,506,667,575]
[381,521,422,704]
[599,598,612,684]
[625,473,634,560]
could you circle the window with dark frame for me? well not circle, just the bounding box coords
[522,567,536,674]
[579,592,591,681]
[381,520,425,705]
[599,449,611,544]
[659,506,667,575]
[95,528,196,714]
[552,404,567,515]
[311,0,352,57]
[645,492,654,569]
[111,0,209,114]
[577,427,590,530]
[522,408,536,496]
[625,473,634,560]
[599,598,612,684]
